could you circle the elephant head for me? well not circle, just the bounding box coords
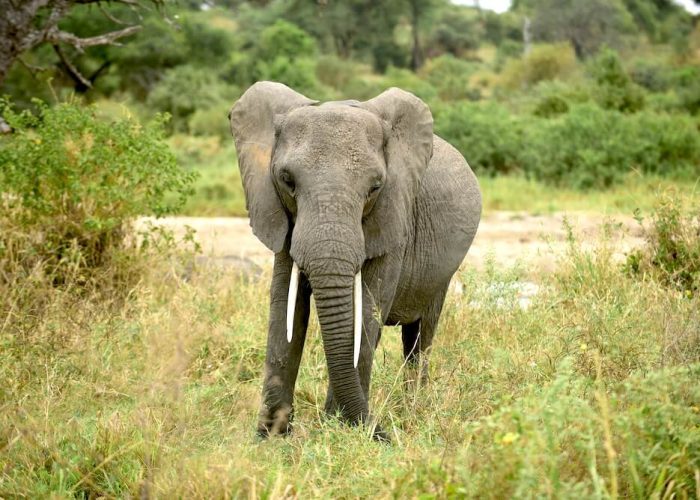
[229,82,433,424]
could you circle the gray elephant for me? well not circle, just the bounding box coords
[229,82,481,440]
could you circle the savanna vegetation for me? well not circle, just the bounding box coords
[1,0,699,497]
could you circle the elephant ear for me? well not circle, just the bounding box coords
[360,88,434,258]
[229,82,316,253]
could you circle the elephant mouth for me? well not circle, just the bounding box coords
[286,260,363,368]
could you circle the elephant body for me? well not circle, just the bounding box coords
[229,82,481,440]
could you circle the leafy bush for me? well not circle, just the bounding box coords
[532,94,570,117]
[434,101,524,176]
[257,19,317,61]
[629,59,671,92]
[673,66,700,115]
[626,193,700,294]
[589,49,646,113]
[255,57,322,98]
[0,99,196,284]
[315,55,362,92]
[147,65,239,133]
[436,101,700,188]
[418,55,480,101]
[500,43,577,90]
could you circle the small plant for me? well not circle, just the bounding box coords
[0,98,196,287]
[626,193,700,294]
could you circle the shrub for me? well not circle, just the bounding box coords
[418,55,480,101]
[524,104,632,188]
[147,65,239,133]
[0,99,196,285]
[673,66,700,115]
[500,43,577,90]
[436,102,700,189]
[257,20,316,62]
[626,193,700,294]
[589,49,646,113]
[433,101,525,176]
[629,59,671,92]
[315,55,361,91]
[532,94,569,117]
[255,57,322,98]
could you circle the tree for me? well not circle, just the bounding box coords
[527,0,634,59]
[406,0,444,70]
[0,0,161,89]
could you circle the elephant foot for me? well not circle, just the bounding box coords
[371,423,391,443]
[256,406,293,438]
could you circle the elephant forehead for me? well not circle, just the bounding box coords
[283,106,383,147]
[278,107,384,171]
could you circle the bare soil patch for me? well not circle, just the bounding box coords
[142,211,644,275]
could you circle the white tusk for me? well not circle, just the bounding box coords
[287,262,299,343]
[353,271,362,368]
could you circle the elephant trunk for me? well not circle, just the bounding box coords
[307,261,367,422]
[289,213,368,423]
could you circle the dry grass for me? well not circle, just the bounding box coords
[1,226,699,498]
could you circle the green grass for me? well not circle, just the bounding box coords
[1,229,698,497]
[171,134,247,217]
[481,174,700,215]
[173,134,700,218]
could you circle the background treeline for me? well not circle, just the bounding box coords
[4,0,700,197]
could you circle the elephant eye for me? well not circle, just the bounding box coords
[279,170,295,192]
[368,179,383,196]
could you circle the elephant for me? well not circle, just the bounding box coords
[229,81,481,441]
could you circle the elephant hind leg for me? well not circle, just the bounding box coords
[401,320,421,364]
[402,284,449,384]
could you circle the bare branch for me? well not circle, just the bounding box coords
[97,2,130,25]
[53,43,91,88]
[16,56,49,75]
[45,25,141,53]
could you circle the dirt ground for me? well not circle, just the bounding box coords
[143,211,645,275]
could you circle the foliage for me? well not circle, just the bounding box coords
[436,101,700,189]
[418,55,480,101]
[434,101,524,176]
[589,49,646,113]
[527,0,635,59]
[0,99,195,284]
[627,193,700,294]
[147,65,239,133]
[499,43,577,89]
[428,4,481,57]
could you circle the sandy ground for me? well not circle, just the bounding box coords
[142,211,645,275]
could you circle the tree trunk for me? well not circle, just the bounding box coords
[410,0,423,71]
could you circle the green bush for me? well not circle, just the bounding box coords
[255,57,322,98]
[525,105,700,188]
[434,101,524,176]
[673,66,700,115]
[435,101,700,188]
[626,194,700,294]
[0,99,196,283]
[532,94,570,117]
[418,55,480,101]
[257,19,317,61]
[147,65,239,133]
[500,43,577,90]
[589,49,646,113]
[629,59,672,92]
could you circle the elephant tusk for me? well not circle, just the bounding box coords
[287,261,299,343]
[354,270,362,368]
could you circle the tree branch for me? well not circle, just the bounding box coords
[53,43,91,88]
[45,25,141,53]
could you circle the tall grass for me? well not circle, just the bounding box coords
[1,224,698,497]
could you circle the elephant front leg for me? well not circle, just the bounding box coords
[257,253,311,438]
